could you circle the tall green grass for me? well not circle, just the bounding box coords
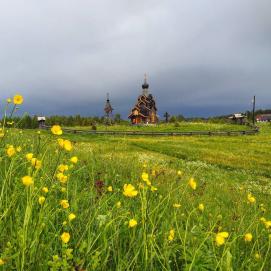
[1,97,271,270]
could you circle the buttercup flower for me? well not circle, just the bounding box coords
[68,213,76,221]
[264,220,271,229]
[177,170,182,176]
[58,164,69,172]
[70,156,78,164]
[107,186,113,192]
[13,94,23,105]
[215,232,229,246]
[58,139,72,151]
[51,125,62,135]
[25,153,34,161]
[247,193,256,204]
[198,203,204,211]
[60,199,69,209]
[6,146,16,157]
[61,232,70,243]
[6,97,12,103]
[123,184,138,197]
[128,219,137,228]
[255,253,261,260]
[63,140,72,151]
[38,196,46,205]
[244,233,253,242]
[0,258,5,265]
[188,178,197,190]
[142,172,149,182]
[42,187,49,193]
[116,201,121,208]
[56,172,68,183]
[58,138,64,147]
[168,229,175,241]
[31,158,42,169]
[173,203,181,208]
[22,176,34,186]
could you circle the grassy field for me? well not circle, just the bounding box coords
[1,114,271,270]
[66,122,252,132]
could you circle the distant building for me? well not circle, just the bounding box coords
[37,116,46,128]
[256,114,271,122]
[228,113,246,125]
[128,74,158,125]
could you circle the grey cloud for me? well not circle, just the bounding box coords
[0,0,270,118]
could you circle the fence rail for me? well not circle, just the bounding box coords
[43,126,259,137]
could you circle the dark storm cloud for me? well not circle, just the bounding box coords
[0,0,270,117]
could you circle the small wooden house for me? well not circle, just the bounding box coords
[128,75,158,125]
[256,114,271,122]
[37,116,46,128]
[228,113,246,125]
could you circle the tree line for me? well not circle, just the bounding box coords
[3,108,270,129]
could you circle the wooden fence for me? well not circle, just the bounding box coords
[43,126,259,137]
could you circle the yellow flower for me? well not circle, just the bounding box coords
[63,140,72,151]
[215,232,229,246]
[142,172,149,182]
[42,187,49,193]
[188,178,197,190]
[16,146,22,152]
[173,203,181,208]
[31,158,42,169]
[107,186,113,192]
[38,196,46,205]
[60,199,69,209]
[247,193,256,204]
[57,138,64,147]
[260,217,266,223]
[56,172,68,183]
[0,258,5,265]
[244,233,253,242]
[25,153,34,161]
[70,156,78,164]
[168,229,175,241]
[198,203,204,211]
[123,184,138,197]
[6,146,16,157]
[51,125,63,135]
[264,220,271,229]
[255,253,261,260]
[58,164,69,172]
[128,219,137,228]
[13,94,24,105]
[61,232,70,243]
[6,97,12,103]
[151,186,157,192]
[68,213,76,221]
[22,175,34,186]
[177,170,182,176]
[116,201,121,208]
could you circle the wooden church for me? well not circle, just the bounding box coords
[128,75,158,124]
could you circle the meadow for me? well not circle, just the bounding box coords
[1,97,271,270]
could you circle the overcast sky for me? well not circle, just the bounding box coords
[0,0,270,118]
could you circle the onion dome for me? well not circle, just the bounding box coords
[142,73,149,89]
